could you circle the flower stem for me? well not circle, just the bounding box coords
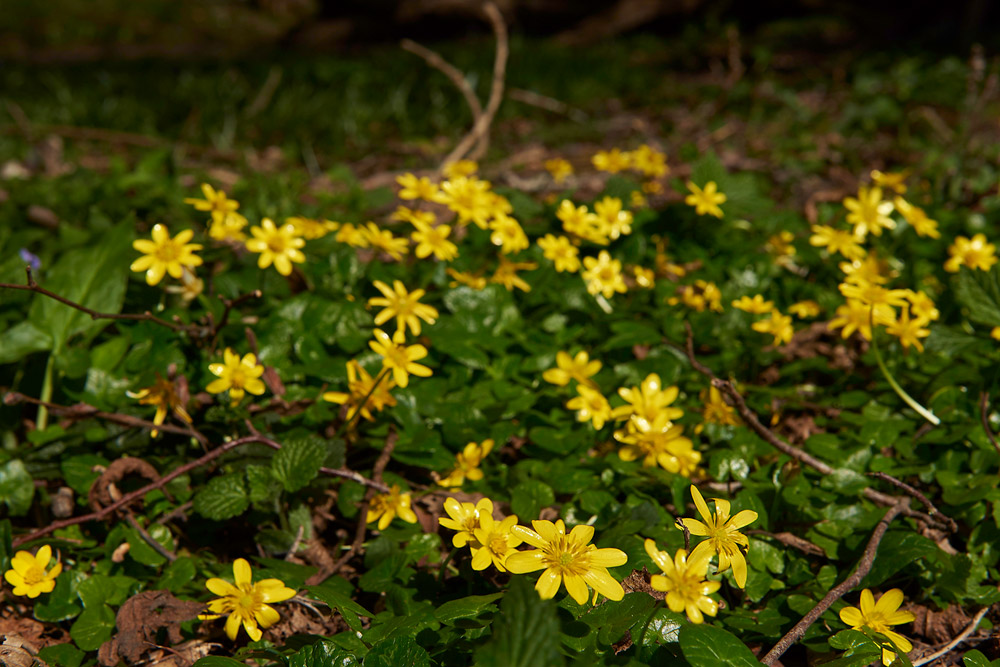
[335,367,391,438]
[869,309,940,426]
[36,353,55,431]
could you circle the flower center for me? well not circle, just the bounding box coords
[267,236,287,253]
[229,368,247,388]
[22,565,46,586]
[155,241,182,263]
[488,533,508,554]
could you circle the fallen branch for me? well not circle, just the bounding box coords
[866,471,958,533]
[125,513,177,562]
[912,606,991,666]
[401,38,483,126]
[440,2,508,167]
[761,500,909,665]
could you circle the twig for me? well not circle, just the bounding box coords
[155,501,193,525]
[209,290,262,350]
[675,518,690,552]
[507,88,588,122]
[682,322,715,377]
[912,606,991,666]
[761,500,909,665]
[978,391,1000,460]
[0,266,192,333]
[401,39,483,124]
[746,530,825,558]
[441,2,508,167]
[125,513,177,562]
[285,524,305,562]
[866,472,958,533]
[246,66,283,118]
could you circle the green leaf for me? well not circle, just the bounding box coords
[954,266,1000,327]
[245,465,277,503]
[34,570,85,622]
[363,636,430,667]
[193,474,249,520]
[0,459,34,516]
[581,592,656,645]
[69,604,115,651]
[475,576,563,667]
[860,531,938,588]
[308,582,373,633]
[679,624,763,667]
[509,480,555,519]
[272,436,329,492]
[60,455,109,496]
[156,556,196,591]
[0,321,53,364]
[0,519,11,571]
[193,658,248,667]
[433,593,503,626]
[963,650,1000,667]
[36,644,86,667]
[288,640,359,667]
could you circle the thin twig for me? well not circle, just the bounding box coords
[978,391,1000,459]
[675,518,690,552]
[441,2,508,167]
[746,530,825,558]
[0,266,192,333]
[125,513,177,562]
[681,321,715,377]
[401,39,483,124]
[866,472,958,532]
[285,524,305,562]
[912,606,991,666]
[210,290,262,350]
[761,500,909,665]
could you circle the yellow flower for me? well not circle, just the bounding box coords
[633,266,655,288]
[185,183,239,223]
[207,348,266,406]
[4,546,61,598]
[839,281,910,308]
[828,299,893,341]
[245,218,306,276]
[567,384,613,430]
[396,173,440,201]
[871,169,909,194]
[840,252,893,285]
[582,251,627,299]
[131,224,204,286]
[809,225,866,260]
[393,206,436,227]
[670,280,723,313]
[906,290,939,322]
[436,176,494,229]
[893,197,939,239]
[128,376,193,437]
[471,513,523,572]
[884,306,930,353]
[538,234,581,273]
[612,373,683,422]
[844,186,895,238]
[164,268,206,303]
[209,211,249,242]
[544,158,573,183]
[443,159,478,179]
[367,280,439,337]
[615,414,699,476]
[543,350,601,387]
[558,200,607,245]
[684,181,726,218]
[506,520,627,605]
[447,268,488,289]
[991,326,1000,341]
[628,144,668,178]
[644,540,719,624]
[678,485,758,588]
[698,386,740,432]
[367,484,417,529]
[321,359,396,422]
[369,328,432,388]
[593,197,633,240]
[335,223,369,248]
[440,497,493,547]
[411,221,458,261]
[751,310,795,346]
[766,230,796,257]
[592,149,631,173]
[200,558,295,642]
[285,216,338,240]
[491,257,536,292]
[788,300,821,318]
[732,294,774,314]
[945,234,998,272]
[437,440,494,488]
[489,213,530,254]
[839,589,915,665]
[360,222,409,260]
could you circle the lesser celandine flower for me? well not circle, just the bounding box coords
[567,384,613,430]
[615,413,700,476]
[472,513,522,572]
[788,300,821,318]
[410,220,458,261]
[840,252,893,285]
[809,225,866,261]
[207,348,266,406]
[593,197,633,240]
[538,234,581,273]
[396,173,439,201]
[628,144,668,178]
[209,211,249,242]
[506,520,627,605]
[489,213,530,254]
[436,176,494,229]
[245,218,306,276]
[4,546,61,598]
[669,280,724,313]
[321,359,396,422]
[544,158,572,183]
[367,484,417,529]
[944,234,998,272]
[613,373,683,423]
[839,588,915,666]
[582,251,627,299]
[360,222,409,260]
[633,266,655,288]
[828,299,894,341]
[185,183,239,223]
[884,306,930,352]
[677,485,757,588]
[367,280,439,337]
[644,540,719,624]
[286,216,337,240]
[200,558,295,641]
[128,376,192,437]
[844,186,895,238]
[684,181,726,218]
[893,197,939,239]
[447,268,488,289]
[591,148,631,173]
[839,280,910,309]
[443,159,478,179]
[439,497,493,547]
[336,223,369,247]
[491,258,536,292]
[696,386,740,433]
[905,290,939,322]
[751,310,795,346]
[870,169,908,194]
[732,294,774,314]
[369,329,432,388]
[437,440,494,488]
[543,350,600,387]
[131,224,203,286]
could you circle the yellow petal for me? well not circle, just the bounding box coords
[588,547,627,568]
[729,551,748,588]
[233,558,253,587]
[504,550,546,574]
[729,509,758,529]
[582,568,624,601]
[224,613,241,640]
[563,574,590,605]
[840,606,863,627]
[874,588,904,615]
[859,589,876,616]
[254,604,281,628]
[534,568,563,600]
[256,579,296,603]
[680,517,711,537]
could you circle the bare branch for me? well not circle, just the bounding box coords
[866,471,957,533]
[401,39,483,124]
[912,606,991,666]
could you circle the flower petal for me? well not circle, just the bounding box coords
[534,568,563,600]
[504,550,547,574]
[206,578,238,597]
[582,568,624,602]
[563,574,590,605]
[840,606,863,627]
[254,604,281,628]
[729,509,758,529]
[224,613,242,640]
[588,547,627,568]
[874,589,904,615]
[256,580,296,603]
[233,559,253,587]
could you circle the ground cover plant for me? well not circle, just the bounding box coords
[3,7,1000,667]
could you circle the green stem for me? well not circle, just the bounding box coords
[438,548,456,583]
[36,353,55,431]
[335,367,391,438]
[869,309,940,426]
